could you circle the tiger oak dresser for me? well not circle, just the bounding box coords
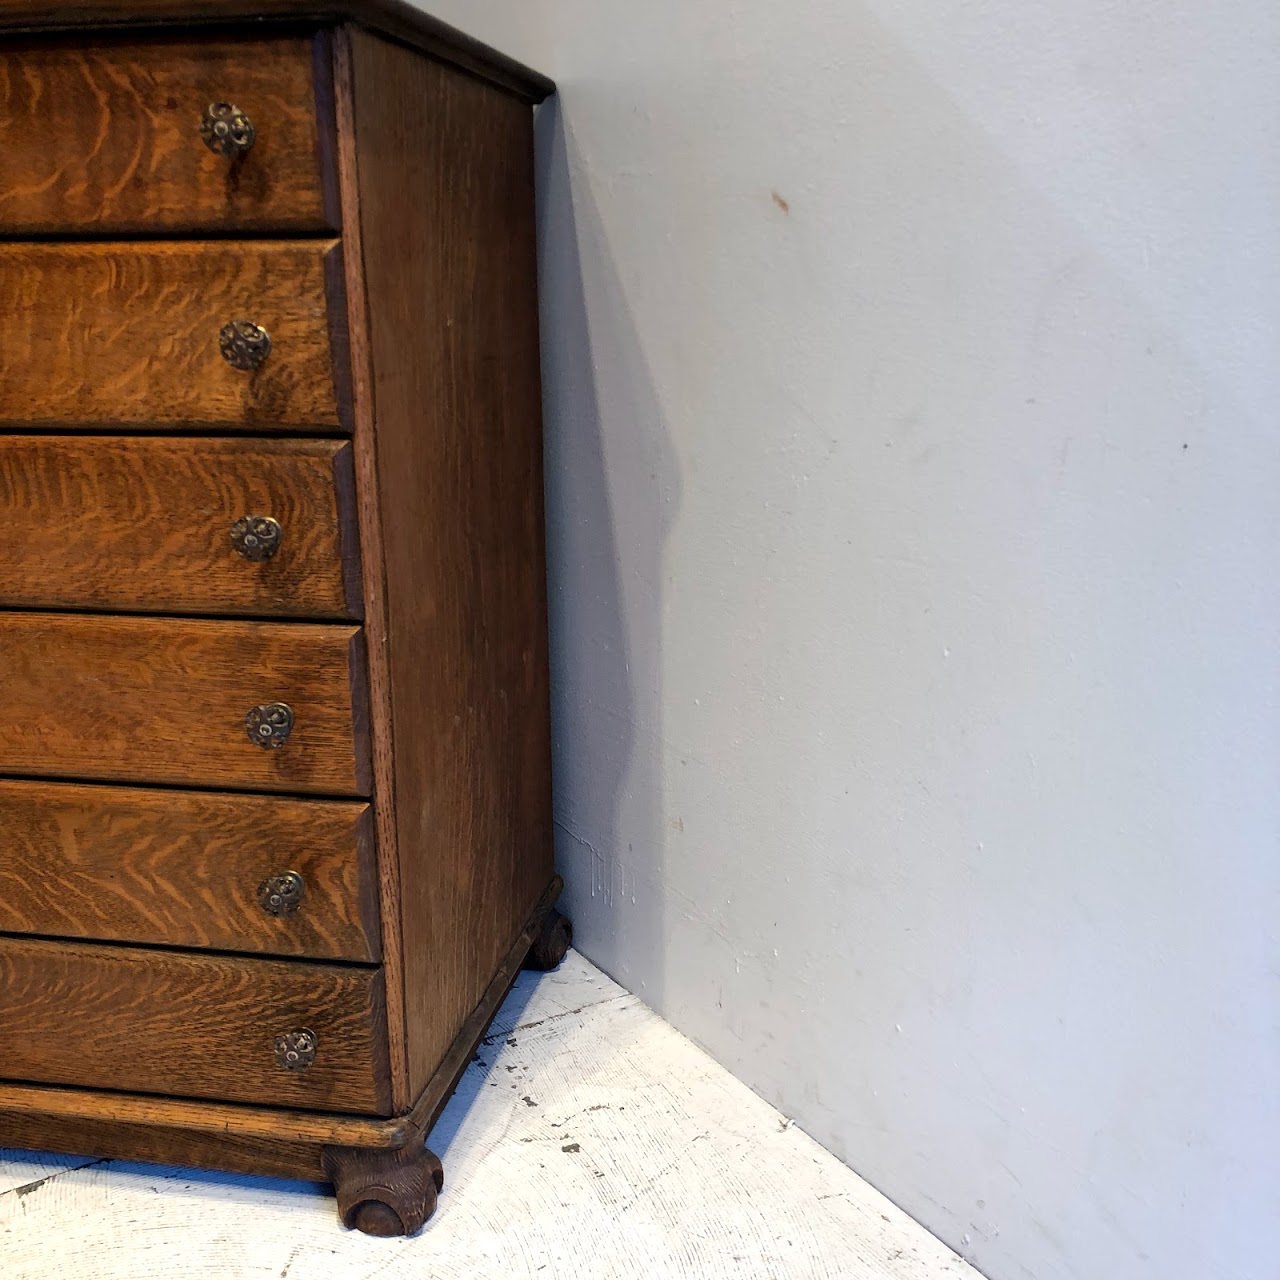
[0,0,567,1236]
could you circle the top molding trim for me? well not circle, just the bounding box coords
[0,0,555,102]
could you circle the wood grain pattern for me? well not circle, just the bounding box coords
[0,1106,347,1181]
[0,936,391,1112]
[0,1079,420,1181]
[0,4,554,103]
[0,956,977,1280]
[406,877,561,1136]
[0,882,561,1180]
[0,34,336,233]
[322,1133,442,1236]
[0,779,379,961]
[0,435,361,618]
[0,241,346,432]
[332,28,407,1105]
[346,32,553,1101]
[0,612,371,795]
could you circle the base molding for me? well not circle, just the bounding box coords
[0,877,567,1217]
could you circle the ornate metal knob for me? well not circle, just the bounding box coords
[201,102,256,157]
[258,871,306,917]
[274,1028,317,1072]
[245,702,294,749]
[219,320,271,371]
[231,515,283,561]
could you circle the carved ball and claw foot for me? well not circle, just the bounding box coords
[323,1130,445,1238]
[524,908,573,972]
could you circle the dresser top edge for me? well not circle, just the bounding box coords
[0,0,555,103]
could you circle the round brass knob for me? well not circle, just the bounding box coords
[219,320,271,371]
[245,702,294,750]
[258,871,306,917]
[231,515,283,561]
[201,102,256,157]
[274,1029,317,1072]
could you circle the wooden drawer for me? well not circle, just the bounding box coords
[0,613,371,795]
[0,35,336,234]
[0,436,362,618]
[0,780,380,962]
[0,241,347,432]
[0,937,390,1113]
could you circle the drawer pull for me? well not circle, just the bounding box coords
[245,701,294,750]
[274,1028,318,1072]
[230,515,284,562]
[219,319,272,371]
[200,101,256,158]
[258,871,306,917]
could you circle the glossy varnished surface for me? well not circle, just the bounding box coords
[0,936,391,1112]
[0,780,380,961]
[345,32,553,1101]
[0,435,361,617]
[0,34,336,233]
[0,612,371,795]
[0,240,347,432]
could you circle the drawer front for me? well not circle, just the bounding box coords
[0,436,362,618]
[0,241,346,432]
[0,36,335,234]
[0,613,370,795]
[0,937,390,1113]
[0,780,380,963]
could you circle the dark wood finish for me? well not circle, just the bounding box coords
[0,1097,347,1181]
[524,908,573,972]
[0,1078,419,1181]
[0,936,391,1112]
[0,3,554,102]
[0,779,379,961]
[332,28,407,1105]
[344,30,553,1104]
[0,9,559,1232]
[0,612,371,795]
[323,1129,443,1236]
[0,240,347,432]
[407,876,564,1136]
[0,435,362,618]
[0,34,337,234]
[0,878,562,1179]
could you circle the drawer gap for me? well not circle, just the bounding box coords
[0,928,382,972]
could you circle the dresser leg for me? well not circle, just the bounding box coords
[524,908,573,972]
[322,1129,445,1237]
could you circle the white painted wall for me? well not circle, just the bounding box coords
[428,4,1280,1278]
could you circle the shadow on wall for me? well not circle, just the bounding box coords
[534,96,682,1012]
[528,10,1278,1280]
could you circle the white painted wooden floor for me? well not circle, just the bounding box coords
[1,954,977,1279]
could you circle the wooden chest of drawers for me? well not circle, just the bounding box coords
[0,0,565,1237]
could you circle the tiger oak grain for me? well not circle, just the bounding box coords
[0,435,362,618]
[0,35,336,233]
[344,31,553,1103]
[0,779,380,960]
[0,936,391,1112]
[0,240,347,432]
[0,612,371,794]
[0,8,560,1235]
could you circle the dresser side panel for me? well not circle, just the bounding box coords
[346,29,553,1101]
